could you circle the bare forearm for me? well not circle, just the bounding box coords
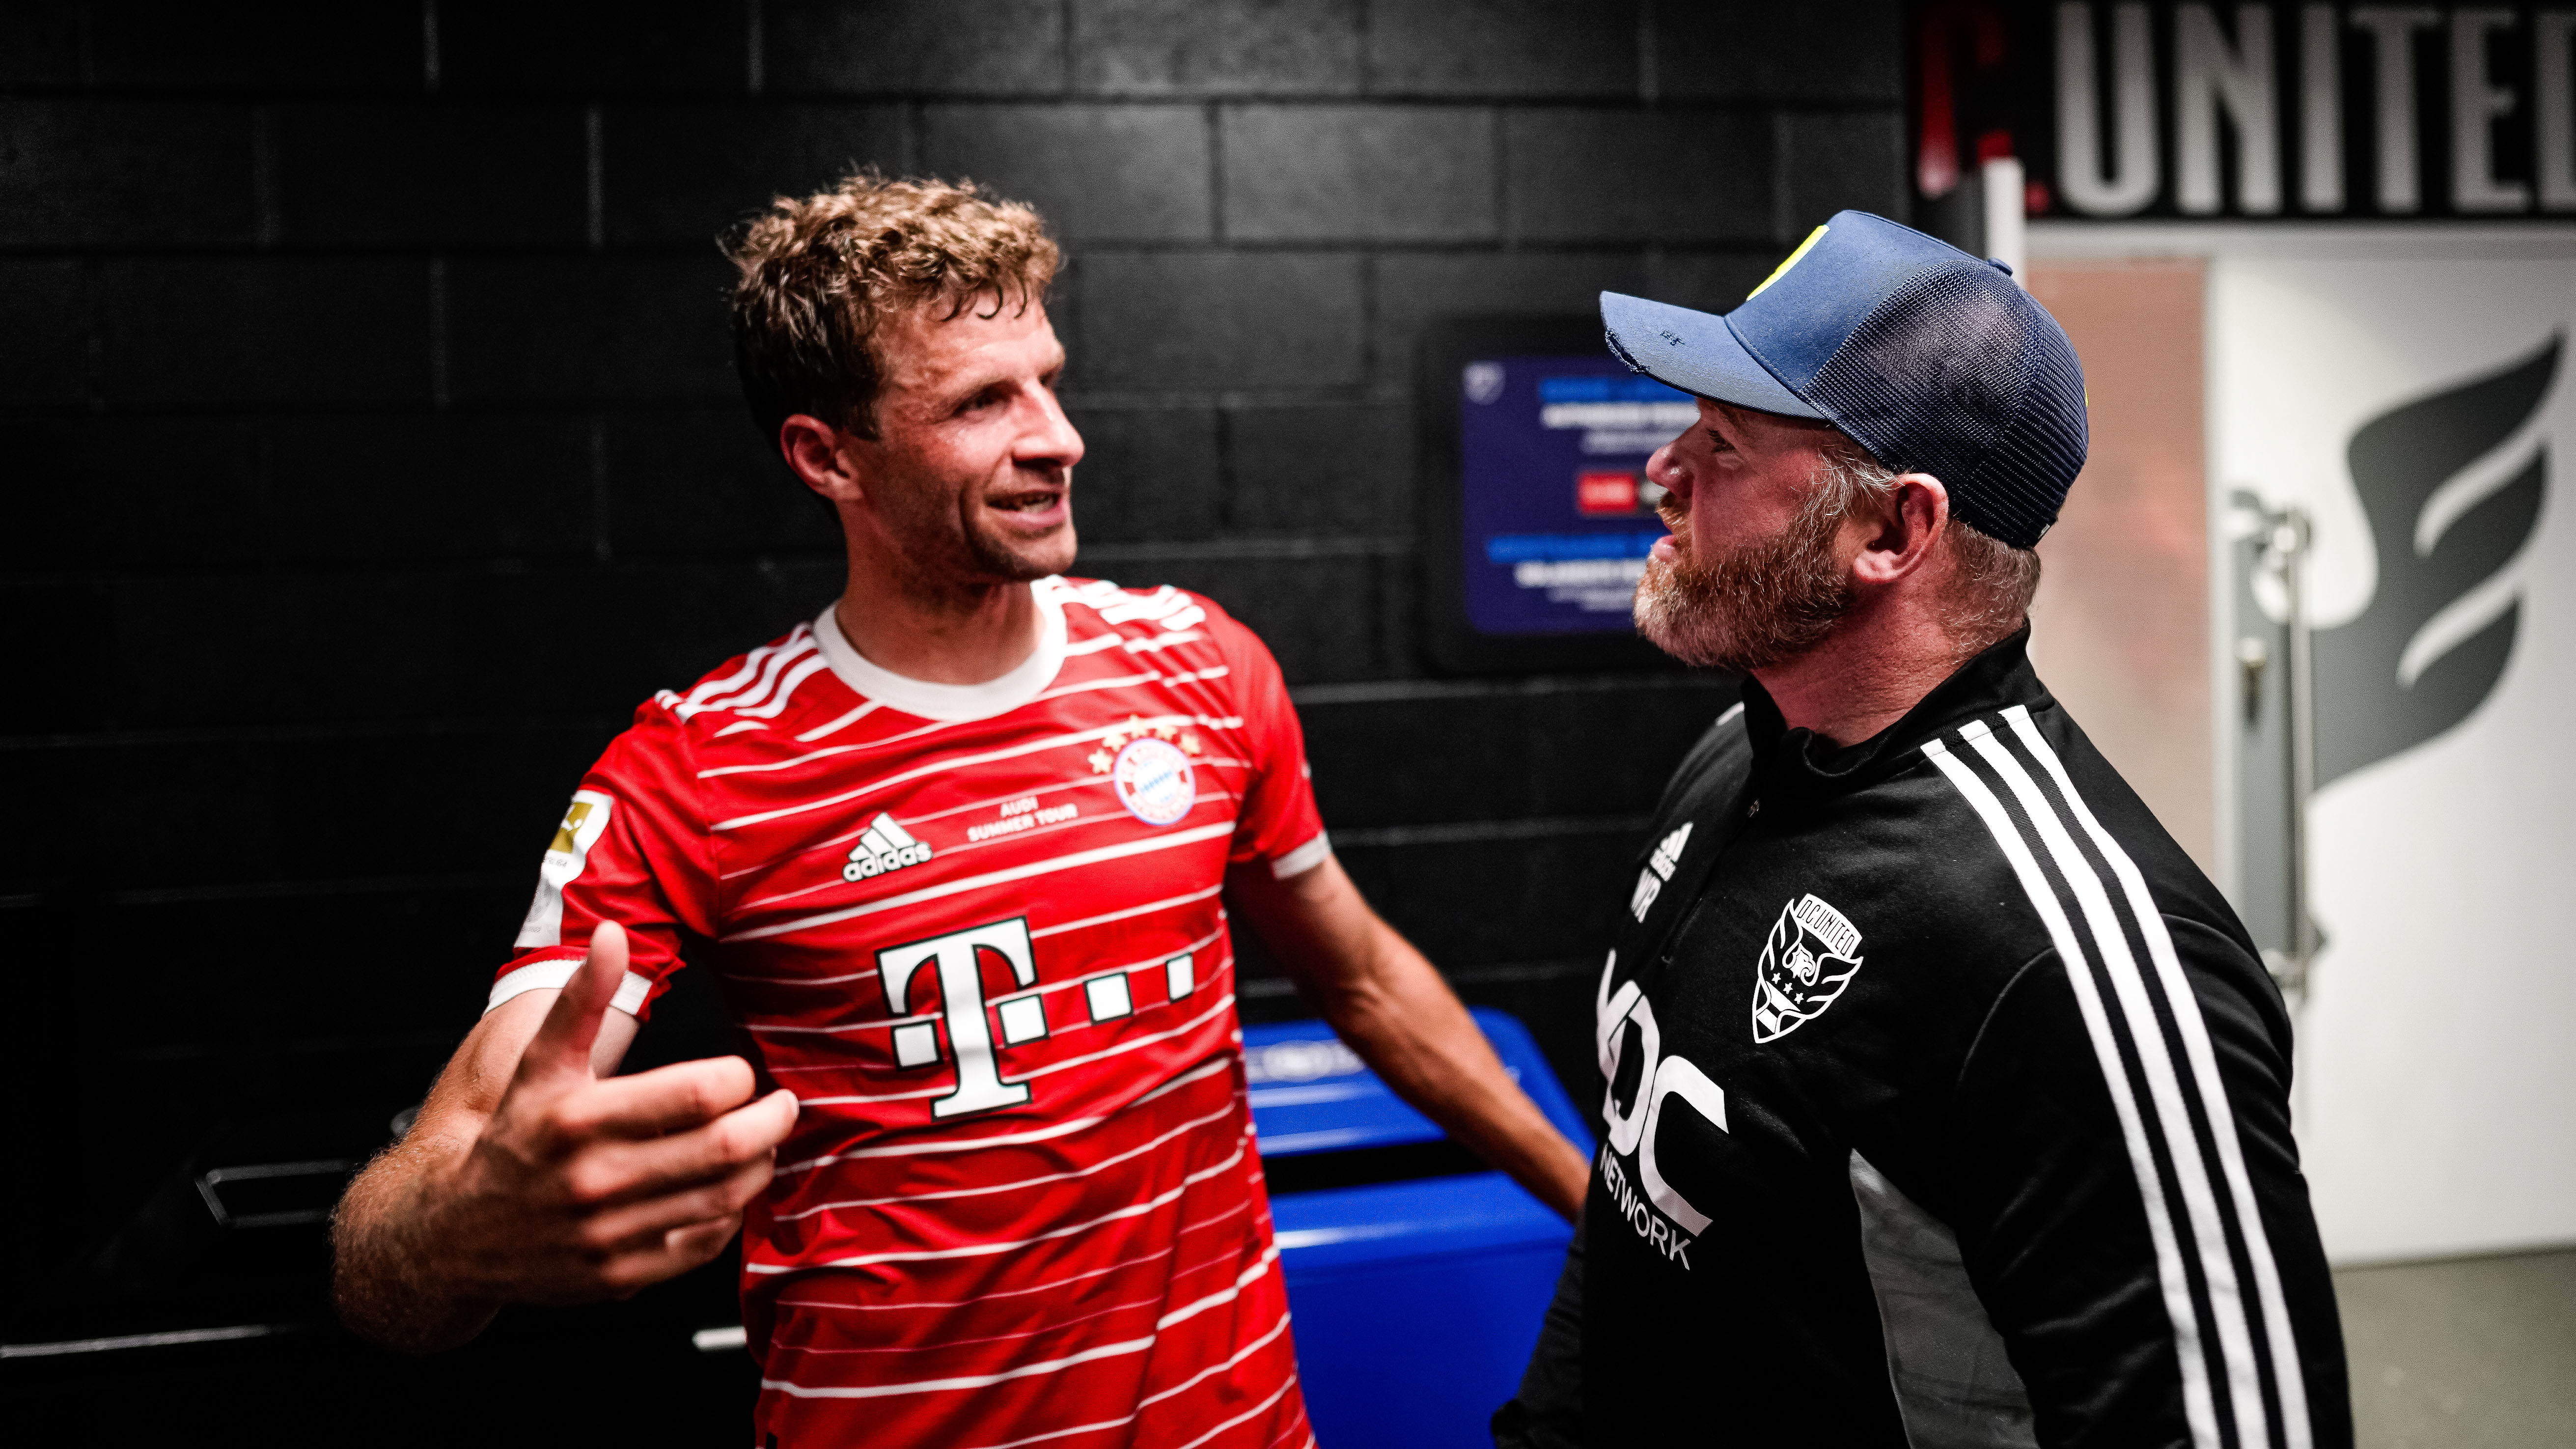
[332,1000,590,1352]
[1312,924,1590,1218]
[1230,859,1590,1217]
[332,1131,502,1354]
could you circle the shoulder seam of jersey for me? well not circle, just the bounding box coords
[1947,943,2069,1097]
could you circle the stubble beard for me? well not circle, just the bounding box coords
[1632,488,1856,672]
[879,470,1076,607]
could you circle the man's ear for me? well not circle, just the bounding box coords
[1851,473,1950,586]
[779,414,868,507]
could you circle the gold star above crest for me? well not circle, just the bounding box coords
[1101,728,1127,749]
[1156,724,1177,741]
[1088,748,1113,774]
[1181,733,1201,754]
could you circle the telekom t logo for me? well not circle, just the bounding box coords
[878,917,1050,1119]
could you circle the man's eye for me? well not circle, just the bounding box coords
[1706,429,1734,451]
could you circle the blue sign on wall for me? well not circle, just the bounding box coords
[1456,356,1695,637]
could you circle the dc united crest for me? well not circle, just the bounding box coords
[1751,893,1865,1043]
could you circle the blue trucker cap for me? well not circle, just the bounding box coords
[1599,211,2086,548]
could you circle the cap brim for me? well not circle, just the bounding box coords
[1599,291,1824,420]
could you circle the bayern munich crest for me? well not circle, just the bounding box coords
[1751,893,1866,1044]
[1111,736,1196,826]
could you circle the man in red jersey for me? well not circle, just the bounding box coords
[333,174,1590,1448]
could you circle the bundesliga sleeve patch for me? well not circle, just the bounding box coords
[515,789,614,948]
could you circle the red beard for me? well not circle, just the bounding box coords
[1633,489,1856,672]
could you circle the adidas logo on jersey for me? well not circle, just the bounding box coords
[1630,822,1693,921]
[1648,822,1691,879]
[844,813,933,882]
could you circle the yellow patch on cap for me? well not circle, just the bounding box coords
[1747,223,1830,301]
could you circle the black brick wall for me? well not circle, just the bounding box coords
[0,0,1904,1393]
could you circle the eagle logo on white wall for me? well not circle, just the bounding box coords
[2312,335,2555,784]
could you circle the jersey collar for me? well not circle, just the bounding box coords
[1739,626,2049,801]
[810,583,1069,723]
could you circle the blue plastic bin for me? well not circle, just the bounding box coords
[1246,1009,1592,1449]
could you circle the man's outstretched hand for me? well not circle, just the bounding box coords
[441,923,801,1300]
[333,924,800,1351]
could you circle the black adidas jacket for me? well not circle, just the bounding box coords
[1496,631,2350,1449]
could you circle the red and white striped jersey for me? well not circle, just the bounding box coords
[490,578,1325,1449]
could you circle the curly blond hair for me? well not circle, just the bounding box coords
[726,170,1060,439]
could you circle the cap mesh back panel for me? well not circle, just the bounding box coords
[1805,265,2087,548]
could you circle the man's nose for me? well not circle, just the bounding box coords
[1647,438,1689,502]
[1019,387,1085,471]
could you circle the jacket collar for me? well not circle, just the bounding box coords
[1738,625,2049,803]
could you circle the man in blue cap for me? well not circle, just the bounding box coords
[1494,213,2350,1449]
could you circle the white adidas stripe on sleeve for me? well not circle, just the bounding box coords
[1924,733,2227,1449]
[1926,714,2309,1449]
[676,626,815,719]
[1958,720,2276,1449]
[1996,705,2313,1448]
[730,652,832,720]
